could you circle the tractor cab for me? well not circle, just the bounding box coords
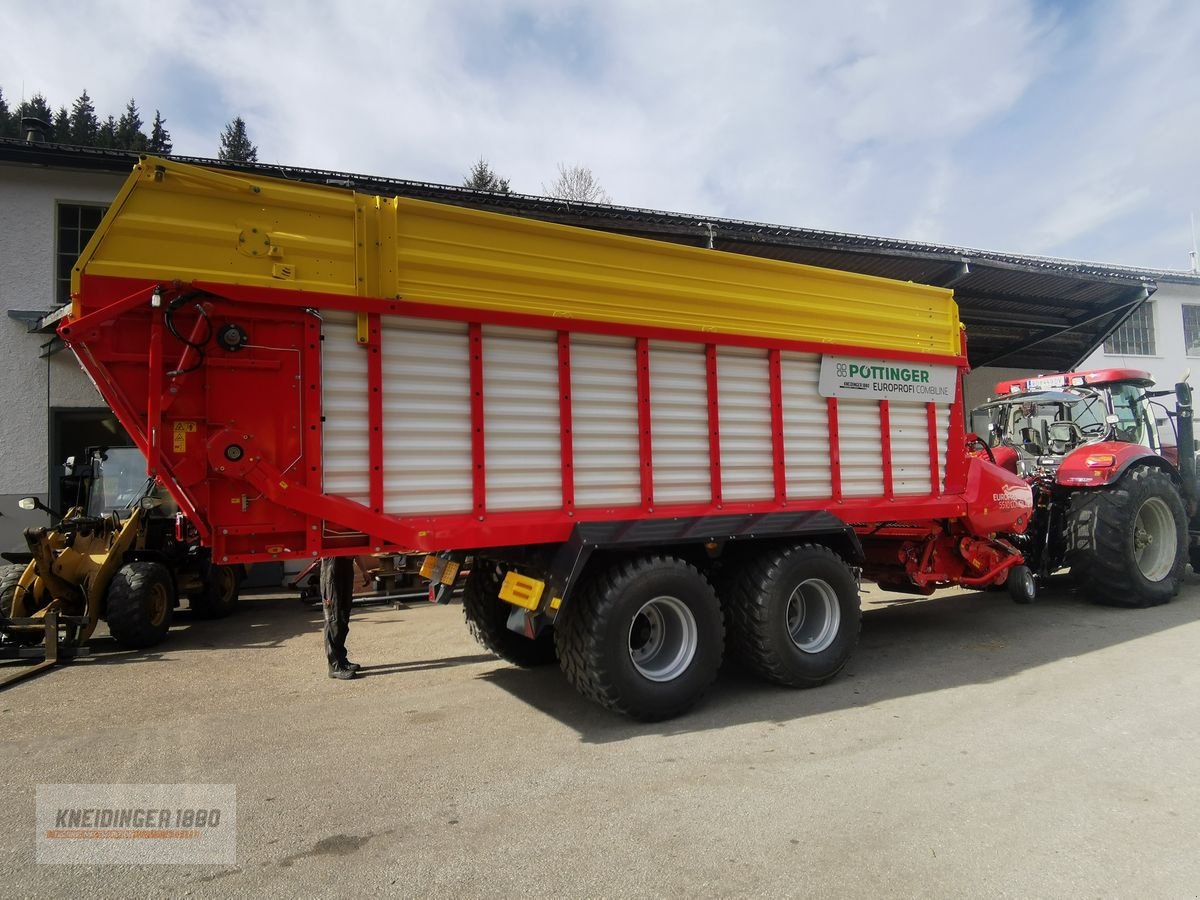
[59,445,176,520]
[971,369,1168,477]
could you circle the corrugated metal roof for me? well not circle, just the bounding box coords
[4,137,1195,371]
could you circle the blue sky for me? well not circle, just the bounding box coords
[2,0,1198,270]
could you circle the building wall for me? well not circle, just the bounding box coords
[0,164,124,549]
[1080,280,1200,390]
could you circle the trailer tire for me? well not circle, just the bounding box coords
[724,544,861,688]
[463,565,557,667]
[1066,466,1187,608]
[1007,565,1037,604]
[106,561,174,649]
[189,563,242,619]
[554,555,724,721]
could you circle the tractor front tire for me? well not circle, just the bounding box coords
[1066,467,1187,608]
[463,565,557,667]
[554,555,725,721]
[106,561,174,649]
[189,563,242,619]
[724,544,861,687]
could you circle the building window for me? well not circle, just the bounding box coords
[1103,302,1156,356]
[1184,306,1200,357]
[56,203,108,304]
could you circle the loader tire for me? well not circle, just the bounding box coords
[1066,467,1187,608]
[189,563,242,619]
[106,561,174,649]
[0,564,26,619]
[553,555,724,721]
[724,544,861,688]
[0,564,40,646]
[462,565,557,668]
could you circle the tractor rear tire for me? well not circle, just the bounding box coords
[106,561,174,649]
[463,565,557,667]
[189,563,242,619]
[724,544,861,688]
[553,555,725,721]
[1066,467,1187,608]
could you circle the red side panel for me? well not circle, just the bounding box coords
[62,275,972,564]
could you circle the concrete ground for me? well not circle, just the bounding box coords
[2,575,1200,898]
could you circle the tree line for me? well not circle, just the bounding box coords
[464,157,613,204]
[2,86,607,197]
[0,86,260,162]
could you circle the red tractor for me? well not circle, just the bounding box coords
[970,368,1197,606]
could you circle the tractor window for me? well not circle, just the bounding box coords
[1006,402,1066,455]
[1108,384,1148,446]
[1070,395,1109,436]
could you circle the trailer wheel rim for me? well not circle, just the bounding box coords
[148,581,169,627]
[786,578,841,653]
[628,595,698,683]
[1134,496,1176,582]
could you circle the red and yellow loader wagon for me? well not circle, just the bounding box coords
[57,157,1033,719]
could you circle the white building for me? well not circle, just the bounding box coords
[0,155,125,548]
[1080,276,1200,389]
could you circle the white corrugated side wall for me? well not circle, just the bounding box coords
[780,352,832,499]
[649,341,711,504]
[320,311,370,505]
[483,325,562,512]
[717,347,774,501]
[381,318,473,514]
[571,335,641,508]
[889,402,933,495]
[837,398,886,497]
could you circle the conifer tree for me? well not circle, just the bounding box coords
[97,114,118,148]
[0,88,13,138]
[148,110,172,154]
[218,116,258,163]
[463,157,511,193]
[52,106,70,142]
[115,98,148,150]
[69,90,100,145]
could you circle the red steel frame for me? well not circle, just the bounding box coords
[61,275,972,564]
[706,344,722,507]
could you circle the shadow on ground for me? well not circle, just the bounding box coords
[0,590,448,679]
[477,575,1200,743]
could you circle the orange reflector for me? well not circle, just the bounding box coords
[1085,454,1116,468]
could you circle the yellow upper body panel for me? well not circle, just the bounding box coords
[76,157,961,358]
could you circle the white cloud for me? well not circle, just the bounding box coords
[1,0,1197,268]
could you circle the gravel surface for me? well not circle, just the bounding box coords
[2,576,1199,897]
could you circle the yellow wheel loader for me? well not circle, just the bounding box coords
[0,447,242,686]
